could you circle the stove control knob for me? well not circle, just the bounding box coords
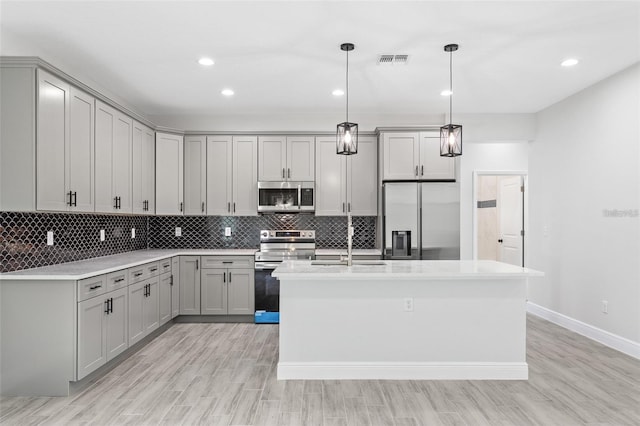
[261,231,268,238]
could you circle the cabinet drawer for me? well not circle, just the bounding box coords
[129,261,160,283]
[201,256,254,269]
[77,275,107,302]
[159,259,172,274]
[106,269,128,291]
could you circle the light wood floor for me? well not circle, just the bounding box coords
[1,315,639,425]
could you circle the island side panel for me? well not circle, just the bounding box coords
[278,277,527,380]
[1,279,76,396]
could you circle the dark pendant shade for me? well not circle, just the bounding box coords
[440,123,462,157]
[337,121,358,155]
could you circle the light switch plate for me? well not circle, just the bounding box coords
[47,231,54,246]
[175,227,182,237]
[100,229,105,241]
[131,228,136,239]
[225,227,232,237]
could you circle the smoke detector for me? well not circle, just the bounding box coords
[378,54,409,65]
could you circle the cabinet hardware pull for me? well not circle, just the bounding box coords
[104,300,110,314]
[195,259,199,270]
[229,272,232,283]
[498,239,503,243]
[223,272,226,283]
[342,202,345,213]
[282,168,285,178]
[72,191,77,207]
[288,168,291,179]
[114,278,125,283]
[415,166,419,176]
[233,202,236,213]
[227,202,230,212]
[89,285,102,290]
[67,191,73,206]
[421,165,424,176]
[180,202,183,212]
[150,268,157,272]
[202,201,205,213]
[134,272,143,277]
[170,275,173,286]
[222,261,233,264]
[348,202,351,212]
[114,197,118,209]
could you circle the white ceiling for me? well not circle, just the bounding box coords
[1,1,639,125]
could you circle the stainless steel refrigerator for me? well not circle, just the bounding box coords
[383,182,460,260]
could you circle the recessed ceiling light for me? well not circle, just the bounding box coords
[441,90,453,96]
[198,57,214,66]
[332,89,344,96]
[561,58,579,67]
[221,89,234,96]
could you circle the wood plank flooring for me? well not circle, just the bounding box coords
[1,315,639,425]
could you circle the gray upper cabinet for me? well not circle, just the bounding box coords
[207,135,257,216]
[36,69,95,212]
[258,136,314,181]
[184,135,207,215]
[315,135,377,216]
[132,121,155,214]
[95,100,133,213]
[155,132,184,215]
[381,131,455,181]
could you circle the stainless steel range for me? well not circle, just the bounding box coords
[254,230,315,323]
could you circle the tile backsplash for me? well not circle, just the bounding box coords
[1,212,376,273]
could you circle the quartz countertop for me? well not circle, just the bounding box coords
[0,249,256,281]
[272,259,544,280]
[315,249,382,256]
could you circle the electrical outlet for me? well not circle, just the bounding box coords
[47,231,54,246]
[602,300,608,314]
[403,298,414,312]
[175,227,182,237]
[131,228,136,239]
[225,227,232,237]
[100,229,105,241]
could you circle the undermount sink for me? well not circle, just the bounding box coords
[310,260,387,266]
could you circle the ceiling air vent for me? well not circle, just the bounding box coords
[377,54,409,65]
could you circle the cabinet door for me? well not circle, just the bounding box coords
[201,269,227,315]
[77,295,107,379]
[348,136,377,216]
[286,136,315,181]
[315,136,346,216]
[68,87,94,212]
[233,136,258,216]
[143,127,156,214]
[94,101,115,212]
[184,136,207,215]
[179,256,200,314]
[132,122,146,214]
[159,272,172,325]
[171,257,180,318]
[419,132,455,180]
[258,136,286,181]
[105,287,128,361]
[227,268,254,315]
[382,132,420,180]
[128,281,145,346]
[144,278,159,334]
[113,113,132,213]
[206,135,233,215]
[36,70,69,211]
[155,132,184,215]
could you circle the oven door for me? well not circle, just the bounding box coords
[254,262,281,323]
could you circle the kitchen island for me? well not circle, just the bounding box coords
[273,260,543,380]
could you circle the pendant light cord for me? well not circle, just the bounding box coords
[449,50,453,124]
[346,48,349,123]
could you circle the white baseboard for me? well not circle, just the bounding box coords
[277,362,528,380]
[527,301,640,360]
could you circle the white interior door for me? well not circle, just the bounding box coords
[498,176,523,266]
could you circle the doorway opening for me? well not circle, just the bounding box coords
[472,171,527,267]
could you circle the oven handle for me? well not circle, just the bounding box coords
[254,263,281,270]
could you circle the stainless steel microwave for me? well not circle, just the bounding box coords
[257,181,314,213]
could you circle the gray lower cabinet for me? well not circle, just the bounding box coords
[77,286,128,380]
[159,270,172,325]
[128,277,159,346]
[171,257,180,318]
[179,256,201,314]
[200,256,255,315]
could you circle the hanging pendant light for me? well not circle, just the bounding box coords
[440,43,462,157]
[337,42,358,155]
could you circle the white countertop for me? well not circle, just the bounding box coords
[315,249,382,256]
[0,249,257,281]
[272,259,544,280]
